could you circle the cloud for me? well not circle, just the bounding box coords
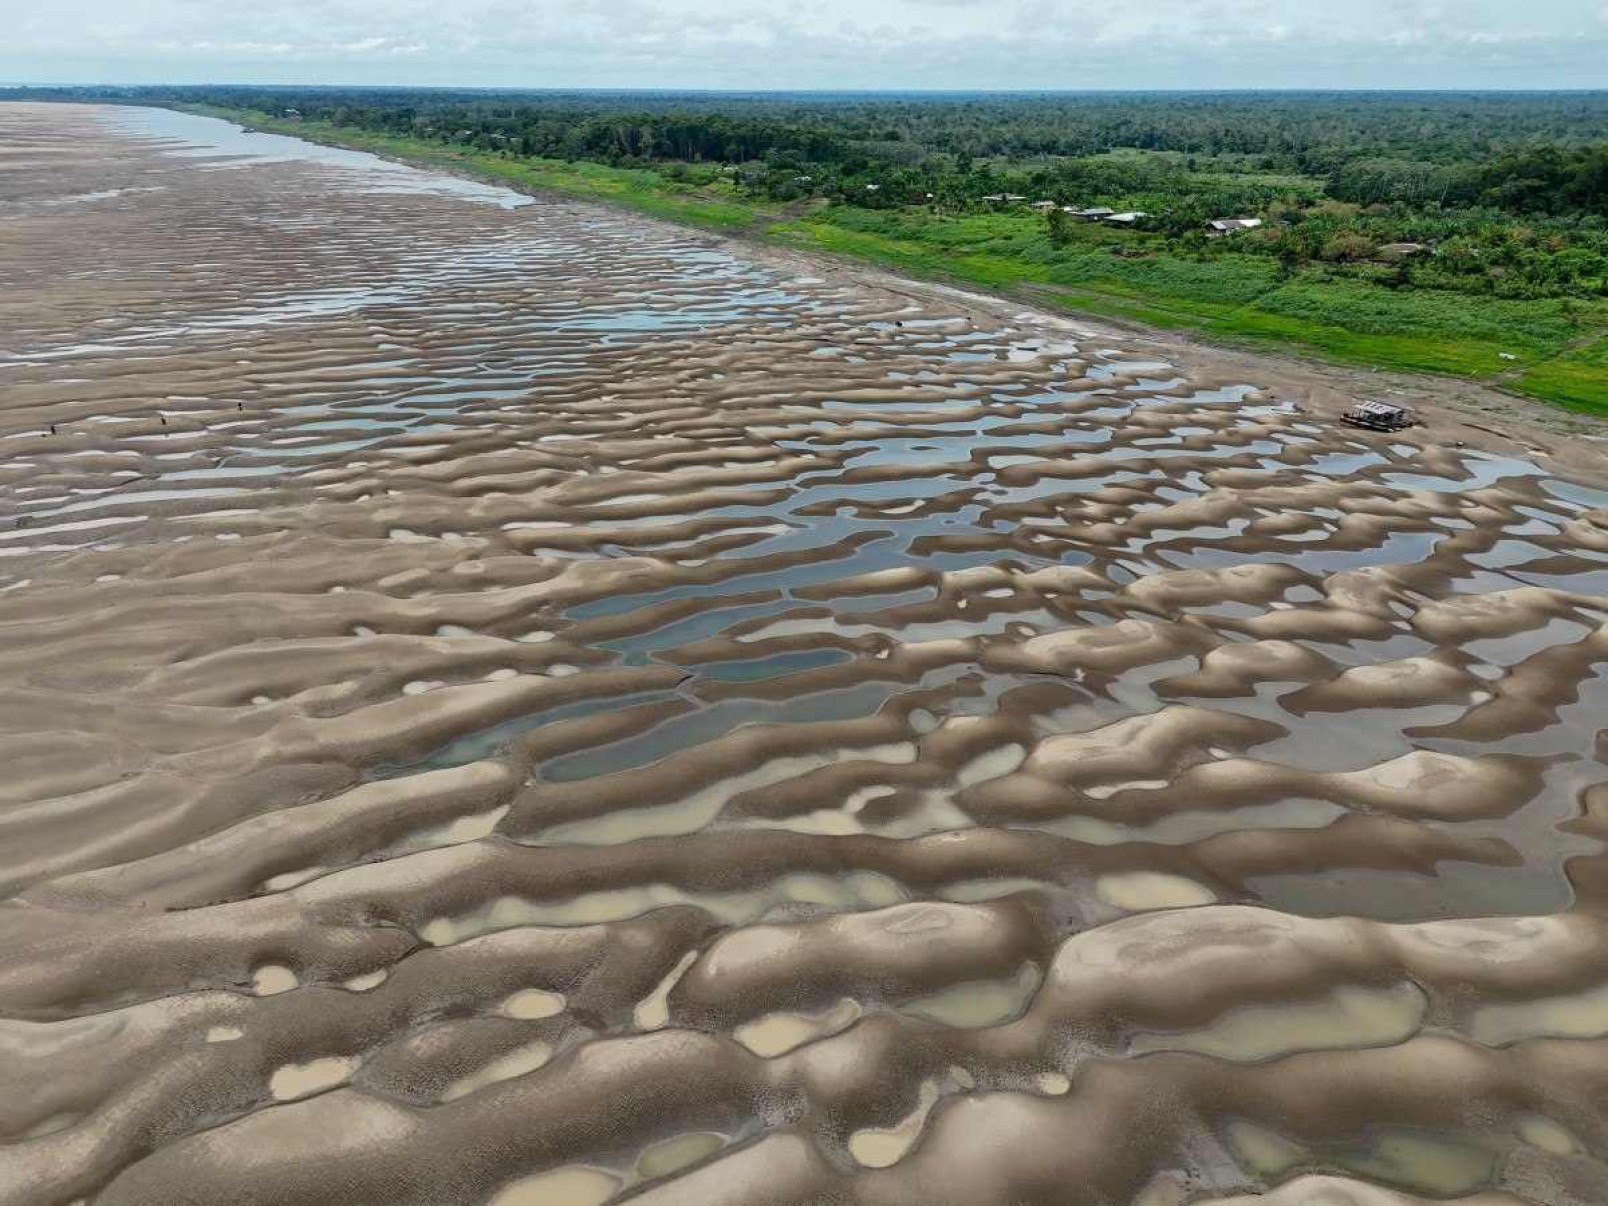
[1,0,1603,87]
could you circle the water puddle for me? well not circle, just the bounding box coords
[489,1167,620,1206]
[1130,982,1425,1062]
[733,997,863,1057]
[1225,1120,1498,1198]
[440,1040,553,1102]
[849,1079,942,1168]
[901,963,1041,1028]
[269,1055,359,1102]
[418,871,907,945]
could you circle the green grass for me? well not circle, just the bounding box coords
[777,209,1606,413]
[187,106,1608,416]
[1515,332,1608,411]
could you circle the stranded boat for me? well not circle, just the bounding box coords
[1342,399,1418,431]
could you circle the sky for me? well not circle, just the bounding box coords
[2,0,1604,90]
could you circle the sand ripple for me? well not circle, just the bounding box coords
[2,102,1608,1205]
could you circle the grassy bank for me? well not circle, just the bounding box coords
[773,211,1605,414]
[193,107,1607,416]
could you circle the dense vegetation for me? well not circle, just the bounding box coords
[13,85,1606,410]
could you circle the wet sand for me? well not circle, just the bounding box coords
[3,102,1608,1205]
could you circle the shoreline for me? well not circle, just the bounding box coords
[149,103,1608,478]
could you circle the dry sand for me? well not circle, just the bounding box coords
[2,101,1608,1205]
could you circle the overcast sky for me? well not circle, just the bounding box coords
[3,0,1603,90]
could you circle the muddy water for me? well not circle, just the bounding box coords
[2,102,1608,1205]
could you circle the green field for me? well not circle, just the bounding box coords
[196,107,1608,416]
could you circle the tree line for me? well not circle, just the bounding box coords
[16,84,1608,217]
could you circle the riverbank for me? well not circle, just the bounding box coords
[11,100,1608,1205]
[183,105,1607,423]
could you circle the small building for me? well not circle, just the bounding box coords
[1207,217,1263,236]
[1104,211,1148,225]
[1072,206,1116,221]
[1030,199,1058,212]
[283,108,302,121]
[982,193,1029,206]
[1342,400,1417,432]
[1376,242,1429,261]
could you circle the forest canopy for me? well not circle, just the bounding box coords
[16,87,1608,213]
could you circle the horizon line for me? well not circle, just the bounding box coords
[7,82,1608,97]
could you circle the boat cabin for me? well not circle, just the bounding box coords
[1342,400,1417,431]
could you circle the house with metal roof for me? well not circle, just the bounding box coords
[1207,217,1264,235]
[1376,242,1430,261]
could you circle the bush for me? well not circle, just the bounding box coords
[1321,232,1376,263]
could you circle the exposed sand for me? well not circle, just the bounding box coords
[2,101,1608,1205]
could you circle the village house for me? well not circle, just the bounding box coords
[1029,199,1058,212]
[982,193,1028,206]
[1070,206,1116,221]
[1207,217,1264,236]
[1376,242,1430,261]
[1104,211,1148,225]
